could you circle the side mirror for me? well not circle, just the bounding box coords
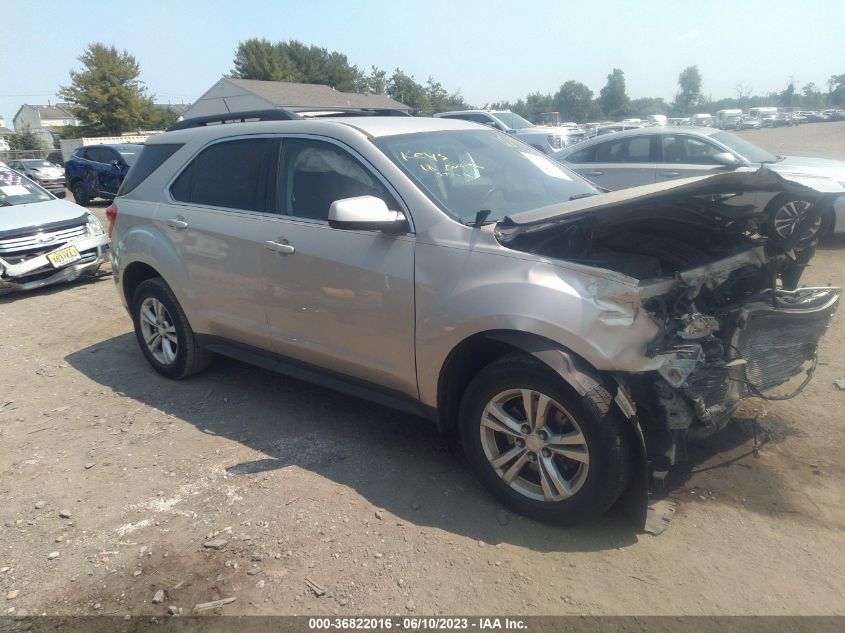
[54,190,66,199]
[110,159,125,168]
[713,152,740,167]
[328,196,407,232]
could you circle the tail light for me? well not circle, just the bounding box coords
[105,203,117,239]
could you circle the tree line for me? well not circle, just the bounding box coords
[36,40,845,150]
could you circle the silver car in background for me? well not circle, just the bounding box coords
[557,126,845,238]
[109,114,840,527]
[5,158,66,197]
[0,165,109,293]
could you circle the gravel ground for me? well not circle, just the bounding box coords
[1,123,845,619]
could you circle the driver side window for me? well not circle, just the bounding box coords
[277,139,398,221]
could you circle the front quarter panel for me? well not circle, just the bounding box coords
[414,233,663,408]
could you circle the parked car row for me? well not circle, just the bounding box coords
[556,125,845,239]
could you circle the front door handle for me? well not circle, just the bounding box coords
[265,240,295,255]
[585,170,604,176]
[659,171,681,178]
[165,218,188,230]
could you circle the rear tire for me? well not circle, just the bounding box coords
[131,278,212,379]
[459,354,631,525]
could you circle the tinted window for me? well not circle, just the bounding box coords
[116,147,140,165]
[662,135,723,164]
[171,138,272,211]
[278,139,396,221]
[118,143,183,195]
[595,136,653,163]
[445,113,492,125]
[566,145,597,164]
[87,146,115,164]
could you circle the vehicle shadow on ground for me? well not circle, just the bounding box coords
[65,333,803,549]
[819,234,845,251]
[665,410,805,517]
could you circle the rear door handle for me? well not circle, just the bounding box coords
[659,171,681,178]
[165,218,188,230]
[585,170,604,176]
[265,240,295,255]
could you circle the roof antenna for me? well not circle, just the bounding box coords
[472,209,492,227]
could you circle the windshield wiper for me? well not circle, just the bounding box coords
[569,192,599,201]
[466,209,493,227]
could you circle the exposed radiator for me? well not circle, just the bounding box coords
[737,288,840,392]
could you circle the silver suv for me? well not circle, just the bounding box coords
[433,110,577,158]
[109,112,840,526]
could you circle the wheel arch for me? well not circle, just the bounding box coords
[436,329,621,434]
[121,261,162,308]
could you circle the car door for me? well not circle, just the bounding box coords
[99,147,128,195]
[156,136,276,349]
[262,136,417,397]
[565,135,657,190]
[656,133,735,182]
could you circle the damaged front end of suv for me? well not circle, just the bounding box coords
[495,168,841,504]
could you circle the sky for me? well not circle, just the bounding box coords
[1,0,844,126]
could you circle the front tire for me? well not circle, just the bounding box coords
[71,181,89,206]
[131,278,212,379]
[459,354,631,525]
[766,195,825,241]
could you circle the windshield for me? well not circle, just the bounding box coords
[118,148,140,165]
[0,168,53,206]
[711,131,778,163]
[23,159,54,169]
[373,129,599,223]
[491,112,534,130]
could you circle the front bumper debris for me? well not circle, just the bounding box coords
[0,234,110,294]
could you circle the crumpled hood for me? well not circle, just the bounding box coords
[767,156,845,183]
[498,167,845,229]
[0,198,89,234]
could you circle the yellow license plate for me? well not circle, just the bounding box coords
[46,245,81,268]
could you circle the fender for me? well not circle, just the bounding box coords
[485,331,665,533]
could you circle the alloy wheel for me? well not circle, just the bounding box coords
[479,388,590,502]
[139,297,178,365]
[773,199,820,239]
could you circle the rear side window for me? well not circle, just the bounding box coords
[87,146,114,164]
[118,144,182,195]
[595,136,653,163]
[566,145,597,163]
[170,138,273,212]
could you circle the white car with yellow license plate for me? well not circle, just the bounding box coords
[0,165,110,294]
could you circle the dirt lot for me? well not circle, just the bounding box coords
[2,123,845,619]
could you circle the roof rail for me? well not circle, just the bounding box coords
[291,107,412,118]
[166,109,301,132]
